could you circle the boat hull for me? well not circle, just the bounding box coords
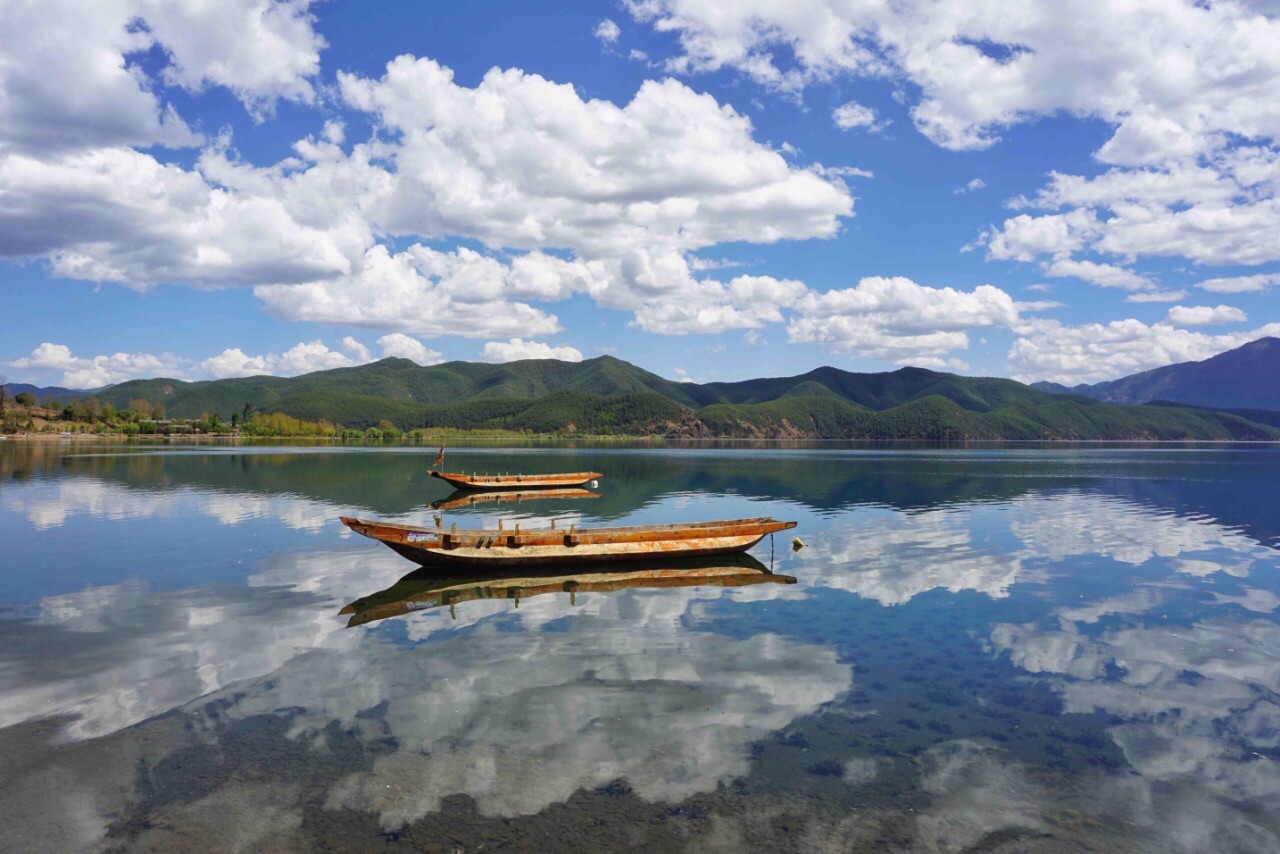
[340,516,796,570]
[383,533,770,568]
[431,471,602,491]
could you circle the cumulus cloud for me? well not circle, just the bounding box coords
[625,3,1280,276]
[985,210,1100,263]
[1044,259,1154,291]
[6,342,182,389]
[376,333,443,365]
[1197,273,1280,294]
[624,1,1280,161]
[335,57,855,254]
[8,337,400,386]
[984,148,1280,275]
[335,57,852,325]
[253,245,580,339]
[198,338,373,379]
[480,339,585,363]
[0,0,323,155]
[594,18,621,44]
[626,270,808,334]
[2,48,854,338]
[832,101,887,133]
[1162,305,1248,327]
[955,178,985,194]
[788,276,1018,362]
[0,146,360,289]
[1008,318,1280,384]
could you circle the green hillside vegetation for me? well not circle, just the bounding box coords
[86,356,1280,441]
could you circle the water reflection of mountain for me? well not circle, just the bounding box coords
[30,444,1280,549]
[1097,471,1280,549]
[30,446,1086,514]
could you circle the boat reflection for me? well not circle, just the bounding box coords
[429,487,601,510]
[339,554,794,626]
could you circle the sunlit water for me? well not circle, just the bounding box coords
[2,442,1280,852]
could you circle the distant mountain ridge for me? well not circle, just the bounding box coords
[1032,337,1280,411]
[94,356,1078,416]
[78,354,1279,440]
[2,382,92,401]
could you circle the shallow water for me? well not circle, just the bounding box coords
[2,441,1279,852]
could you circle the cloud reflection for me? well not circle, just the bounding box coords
[1,476,340,532]
[794,490,1276,606]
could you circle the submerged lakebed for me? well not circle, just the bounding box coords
[2,442,1279,851]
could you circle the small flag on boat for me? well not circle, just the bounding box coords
[432,445,445,468]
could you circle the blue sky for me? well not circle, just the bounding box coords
[2,0,1278,389]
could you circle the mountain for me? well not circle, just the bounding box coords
[94,356,703,415]
[1032,337,1280,410]
[84,355,1280,440]
[2,383,91,401]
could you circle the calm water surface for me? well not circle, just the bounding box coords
[2,442,1280,852]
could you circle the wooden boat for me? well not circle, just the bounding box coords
[339,555,794,626]
[430,470,602,491]
[430,487,600,510]
[339,515,796,568]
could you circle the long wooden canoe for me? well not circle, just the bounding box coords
[430,470,602,491]
[430,487,601,510]
[339,515,796,568]
[339,554,794,626]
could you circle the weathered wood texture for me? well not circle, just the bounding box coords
[430,470,603,490]
[340,515,796,568]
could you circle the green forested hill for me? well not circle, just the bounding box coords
[97,356,703,415]
[91,355,1280,440]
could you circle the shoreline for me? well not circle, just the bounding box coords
[3,433,1279,446]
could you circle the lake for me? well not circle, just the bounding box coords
[2,441,1279,852]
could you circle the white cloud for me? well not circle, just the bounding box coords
[2,51,854,338]
[1044,258,1154,291]
[1013,300,1063,312]
[480,339,584,363]
[1125,290,1187,303]
[1025,283,1051,293]
[624,1,1280,162]
[0,146,359,288]
[337,58,852,257]
[594,18,621,44]
[788,276,1018,362]
[1162,304,1248,327]
[0,0,323,155]
[1197,273,1280,293]
[6,342,182,388]
[985,149,1280,273]
[832,101,887,133]
[336,56,852,324]
[955,178,986,194]
[253,245,576,339]
[6,337,399,386]
[376,333,444,365]
[985,211,1100,263]
[138,0,324,116]
[625,3,1280,277]
[628,271,808,334]
[1008,318,1280,384]
[198,338,373,379]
